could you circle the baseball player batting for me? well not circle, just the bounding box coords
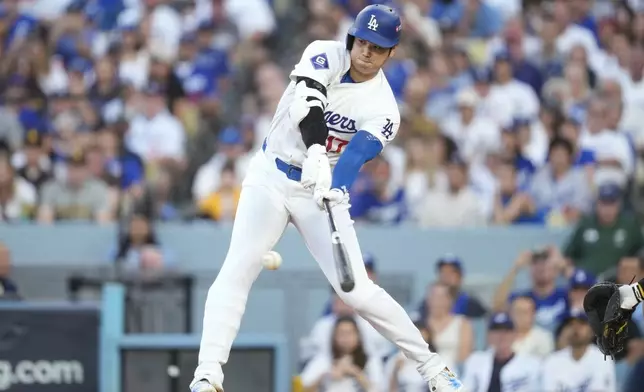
[190,4,463,392]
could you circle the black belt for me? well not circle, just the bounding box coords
[262,139,302,182]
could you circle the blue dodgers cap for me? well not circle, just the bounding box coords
[569,269,596,289]
[218,126,243,145]
[471,67,492,83]
[347,4,402,48]
[489,312,514,330]
[597,182,623,203]
[567,308,589,322]
[494,50,512,63]
[198,20,216,32]
[436,254,463,274]
[363,252,376,271]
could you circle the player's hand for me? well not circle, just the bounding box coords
[301,144,329,190]
[315,188,348,209]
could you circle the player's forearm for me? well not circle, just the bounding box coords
[331,131,382,191]
[620,280,644,309]
[294,77,329,148]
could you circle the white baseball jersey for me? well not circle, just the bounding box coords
[461,349,541,392]
[541,345,616,392]
[263,40,400,166]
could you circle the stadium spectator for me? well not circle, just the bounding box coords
[490,51,540,122]
[562,182,644,275]
[111,213,174,272]
[558,116,595,169]
[300,316,384,392]
[493,248,569,330]
[125,81,186,171]
[0,242,19,300]
[440,88,501,167]
[541,309,617,392]
[498,119,537,190]
[461,312,541,392]
[423,282,474,373]
[0,154,36,221]
[418,155,485,227]
[472,66,513,129]
[625,355,644,392]
[567,268,596,311]
[528,137,592,226]
[424,255,487,318]
[403,133,452,221]
[385,321,434,392]
[37,150,112,223]
[198,159,240,221]
[12,129,53,194]
[491,157,541,225]
[192,126,250,204]
[97,125,145,192]
[509,295,554,358]
[350,155,407,225]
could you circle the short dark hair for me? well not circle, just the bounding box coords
[548,137,574,158]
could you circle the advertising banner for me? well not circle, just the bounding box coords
[0,306,99,392]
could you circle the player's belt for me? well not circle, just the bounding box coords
[262,139,302,182]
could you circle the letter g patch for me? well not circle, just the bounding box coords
[310,53,329,70]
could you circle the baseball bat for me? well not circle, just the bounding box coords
[323,199,355,292]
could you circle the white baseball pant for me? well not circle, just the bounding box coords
[194,148,446,385]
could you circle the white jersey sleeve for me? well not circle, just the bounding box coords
[359,112,401,148]
[289,40,349,87]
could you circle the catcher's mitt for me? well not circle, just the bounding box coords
[583,282,634,359]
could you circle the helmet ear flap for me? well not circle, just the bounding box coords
[346,35,355,51]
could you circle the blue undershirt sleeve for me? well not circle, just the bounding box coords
[331,130,383,191]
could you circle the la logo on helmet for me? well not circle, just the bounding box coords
[367,14,378,31]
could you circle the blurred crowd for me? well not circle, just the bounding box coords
[295,250,644,392]
[0,0,642,229]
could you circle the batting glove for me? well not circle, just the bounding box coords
[315,188,348,209]
[301,144,329,190]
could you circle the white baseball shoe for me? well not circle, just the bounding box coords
[190,379,223,392]
[428,367,464,391]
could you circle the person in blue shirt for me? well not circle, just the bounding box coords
[432,0,502,38]
[100,124,144,191]
[413,255,487,321]
[558,116,595,168]
[567,268,596,310]
[189,21,231,100]
[383,55,416,101]
[349,155,407,225]
[500,119,537,190]
[494,248,570,331]
[568,0,600,44]
[492,158,544,225]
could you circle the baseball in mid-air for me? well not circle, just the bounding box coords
[262,251,282,270]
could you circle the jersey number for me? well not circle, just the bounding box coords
[326,135,349,153]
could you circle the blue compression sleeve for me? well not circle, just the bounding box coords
[331,130,383,191]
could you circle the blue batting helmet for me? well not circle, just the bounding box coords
[346,4,402,50]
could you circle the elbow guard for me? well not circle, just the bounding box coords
[290,77,329,148]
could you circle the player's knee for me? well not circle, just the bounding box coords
[336,280,382,312]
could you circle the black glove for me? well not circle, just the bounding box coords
[583,282,634,359]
